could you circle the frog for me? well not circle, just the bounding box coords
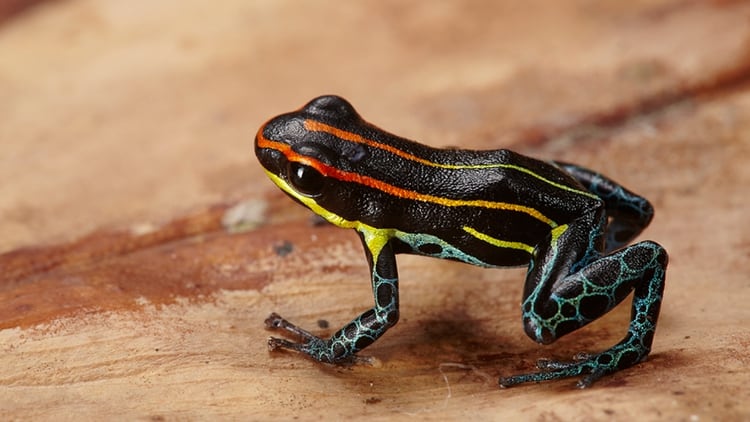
[254,95,668,388]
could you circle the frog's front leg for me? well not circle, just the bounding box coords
[266,231,399,363]
[500,208,668,388]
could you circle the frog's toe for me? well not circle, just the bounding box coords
[499,359,591,388]
[264,312,287,330]
[264,312,320,342]
[499,344,648,388]
[267,336,301,352]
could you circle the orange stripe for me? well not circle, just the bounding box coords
[304,119,597,199]
[257,131,556,226]
[304,120,444,168]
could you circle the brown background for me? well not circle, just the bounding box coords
[1,1,749,420]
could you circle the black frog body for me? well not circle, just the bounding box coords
[255,95,668,388]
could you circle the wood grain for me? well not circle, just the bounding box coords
[1,1,749,420]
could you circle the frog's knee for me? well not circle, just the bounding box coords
[523,317,555,345]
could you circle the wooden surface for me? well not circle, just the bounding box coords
[1,1,750,420]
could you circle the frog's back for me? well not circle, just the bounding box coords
[374,147,603,267]
[342,140,602,230]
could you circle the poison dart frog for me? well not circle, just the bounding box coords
[255,95,668,388]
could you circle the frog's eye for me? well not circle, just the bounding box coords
[287,161,325,197]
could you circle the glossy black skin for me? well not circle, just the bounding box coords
[257,95,668,388]
[257,96,602,267]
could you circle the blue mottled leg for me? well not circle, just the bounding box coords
[266,233,399,363]
[500,210,668,388]
[555,162,654,252]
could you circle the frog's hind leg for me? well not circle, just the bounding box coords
[500,209,668,388]
[555,161,654,252]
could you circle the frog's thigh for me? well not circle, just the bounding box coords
[521,209,606,343]
[521,210,666,346]
[555,161,654,251]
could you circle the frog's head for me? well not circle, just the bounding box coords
[254,95,378,227]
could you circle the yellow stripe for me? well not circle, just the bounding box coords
[268,170,540,258]
[266,170,393,260]
[549,224,569,245]
[463,226,535,254]
[265,170,357,229]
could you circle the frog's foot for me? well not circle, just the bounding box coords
[265,313,368,364]
[499,342,649,389]
[264,312,329,358]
